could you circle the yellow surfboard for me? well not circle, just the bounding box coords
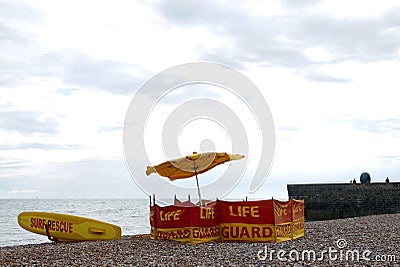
[18,211,121,242]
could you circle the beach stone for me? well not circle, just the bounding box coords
[1,213,400,266]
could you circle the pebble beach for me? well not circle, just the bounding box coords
[1,213,399,267]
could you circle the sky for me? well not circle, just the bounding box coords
[1,0,399,200]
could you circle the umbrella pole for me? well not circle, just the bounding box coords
[194,171,202,207]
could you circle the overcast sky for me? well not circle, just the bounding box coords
[1,0,399,200]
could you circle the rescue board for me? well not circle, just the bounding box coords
[18,211,121,242]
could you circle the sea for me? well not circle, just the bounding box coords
[0,199,151,247]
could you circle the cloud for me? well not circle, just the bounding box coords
[379,155,400,160]
[0,159,142,198]
[201,54,245,70]
[280,0,324,9]
[378,155,400,166]
[0,111,59,134]
[0,1,43,23]
[291,12,400,62]
[156,1,400,81]
[0,1,146,94]
[56,88,80,96]
[1,44,144,92]
[61,51,145,94]
[153,83,224,105]
[0,1,47,86]
[299,70,352,83]
[0,159,146,198]
[0,23,25,42]
[157,0,231,26]
[0,159,27,169]
[348,117,400,134]
[157,1,312,68]
[7,189,37,194]
[1,0,399,199]
[0,143,86,151]
[278,126,300,132]
[97,126,123,133]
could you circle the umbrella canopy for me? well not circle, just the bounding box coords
[146,152,244,206]
[146,152,244,181]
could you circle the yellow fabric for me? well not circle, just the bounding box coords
[146,152,245,181]
[186,152,202,160]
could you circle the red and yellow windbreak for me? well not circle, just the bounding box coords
[291,199,305,240]
[151,202,219,243]
[150,199,304,243]
[219,200,275,242]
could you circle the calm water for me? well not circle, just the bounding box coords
[0,199,150,247]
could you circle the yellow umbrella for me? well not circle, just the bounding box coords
[146,152,244,205]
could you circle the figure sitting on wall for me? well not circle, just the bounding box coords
[386,177,390,183]
[352,179,356,184]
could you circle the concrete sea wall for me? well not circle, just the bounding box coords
[287,182,400,221]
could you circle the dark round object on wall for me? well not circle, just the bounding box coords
[360,172,371,184]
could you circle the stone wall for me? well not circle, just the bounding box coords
[287,182,400,221]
